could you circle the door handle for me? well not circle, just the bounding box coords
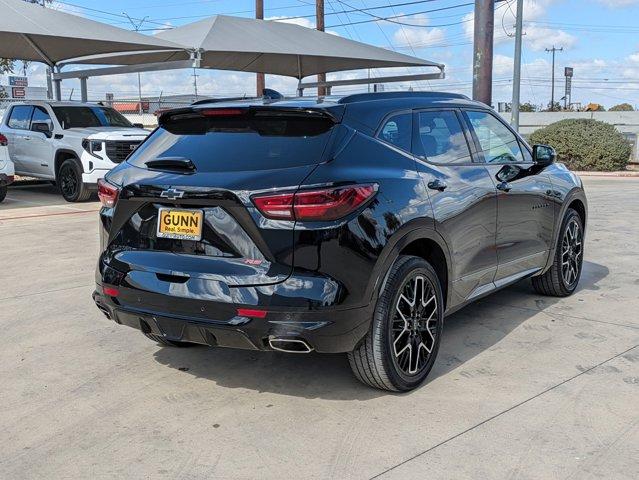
[427,179,447,192]
[496,181,511,192]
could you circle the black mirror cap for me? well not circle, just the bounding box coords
[133,123,144,129]
[31,121,52,138]
[533,144,556,167]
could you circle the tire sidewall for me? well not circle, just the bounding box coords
[378,257,444,391]
[556,209,584,294]
[0,184,6,202]
[58,159,82,202]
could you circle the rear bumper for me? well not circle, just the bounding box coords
[93,287,373,353]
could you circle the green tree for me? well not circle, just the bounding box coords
[529,119,631,171]
[609,103,634,112]
[519,102,537,112]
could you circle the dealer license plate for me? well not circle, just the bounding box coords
[157,208,204,241]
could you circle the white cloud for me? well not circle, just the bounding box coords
[390,14,445,48]
[594,0,639,6]
[493,54,514,76]
[523,26,577,51]
[266,16,339,36]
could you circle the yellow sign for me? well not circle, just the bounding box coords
[157,208,204,241]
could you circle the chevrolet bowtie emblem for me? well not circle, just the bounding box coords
[160,188,185,200]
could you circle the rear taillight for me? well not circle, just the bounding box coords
[200,108,245,117]
[0,133,8,146]
[97,179,119,208]
[252,184,378,221]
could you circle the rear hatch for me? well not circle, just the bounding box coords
[103,104,345,296]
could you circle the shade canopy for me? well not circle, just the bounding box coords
[70,15,441,78]
[0,0,182,65]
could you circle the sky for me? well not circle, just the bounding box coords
[5,0,639,109]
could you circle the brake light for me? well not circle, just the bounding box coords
[200,108,245,117]
[103,286,120,297]
[0,133,7,146]
[237,308,268,318]
[97,179,119,208]
[252,184,378,221]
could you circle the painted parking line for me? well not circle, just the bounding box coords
[0,209,99,221]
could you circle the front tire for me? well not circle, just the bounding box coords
[58,159,91,202]
[348,255,444,392]
[532,208,584,297]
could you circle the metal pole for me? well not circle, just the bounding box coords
[316,0,327,96]
[472,0,494,105]
[46,67,53,100]
[80,77,88,102]
[510,0,524,130]
[137,73,143,114]
[545,46,562,111]
[256,0,265,97]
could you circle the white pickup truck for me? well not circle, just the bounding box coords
[0,101,149,201]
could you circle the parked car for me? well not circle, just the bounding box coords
[93,92,587,391]
[0,101,149,202]
[0,131,14,202]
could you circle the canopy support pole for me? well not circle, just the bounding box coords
[80,77,88,102]
[53,66,62,101]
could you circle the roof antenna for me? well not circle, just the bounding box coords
[262,88,284,100]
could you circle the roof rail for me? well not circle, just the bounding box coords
[338,91,470,104]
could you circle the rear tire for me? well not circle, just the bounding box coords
[143,332,193,347]
[0,185,6,203]
[58,158,91,202]
[348,255,444,392]
[532,208,584,297]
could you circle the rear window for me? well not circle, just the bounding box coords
[127,109,337,172]
[52,106,133,129]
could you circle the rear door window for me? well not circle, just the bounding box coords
[31,106,52,125]
[7,105,34,130]
[414,110,473,164]
[128,109,338,172]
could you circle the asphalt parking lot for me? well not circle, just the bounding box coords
[1,177,638,480]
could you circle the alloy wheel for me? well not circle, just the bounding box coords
[60,165,78,199]
[561,217,582,287]
[391,274,439,376]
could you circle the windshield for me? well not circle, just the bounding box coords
[52,106,133,129]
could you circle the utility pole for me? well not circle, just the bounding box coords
[316,0,326,96]
[510,0,524,130]
[472,0,495,105]
[124,13,148,114]
[256,0,265,97]
[545,46,563,111]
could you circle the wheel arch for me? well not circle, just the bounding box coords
[54,149,81,180]
[367,222,452,311]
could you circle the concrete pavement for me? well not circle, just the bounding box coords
[0,178,637,479]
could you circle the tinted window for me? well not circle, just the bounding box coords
[378,113,411,151]
[8,105,33,130]
[128,111,337,172]
[520,141,533,162]
[466,111,524,163]
[416,111,472,164]
[31,106,52,125]
[52,106,132,129]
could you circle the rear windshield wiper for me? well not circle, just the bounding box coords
[145,157,196,174]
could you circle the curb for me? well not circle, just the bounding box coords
[574,171,639,177]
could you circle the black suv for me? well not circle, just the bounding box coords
[93,92,587,391]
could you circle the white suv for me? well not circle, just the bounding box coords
[0,101,149,202]
[0,130,14,203]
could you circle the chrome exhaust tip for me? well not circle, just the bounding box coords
[268,336,313,353]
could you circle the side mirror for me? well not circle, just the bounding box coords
[133,123,144,129]
[31,121,53,138]
[533,144,556,167]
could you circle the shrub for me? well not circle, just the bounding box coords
[609,103,634,111]
[529,119,631,171]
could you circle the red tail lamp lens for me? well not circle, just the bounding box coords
[237,308,268,318]
[97,179,119,208]
[103,286,120,297]
[252,184,377,221]
[0,133,8,146]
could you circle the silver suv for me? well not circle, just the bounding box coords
[0,101,149,201]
